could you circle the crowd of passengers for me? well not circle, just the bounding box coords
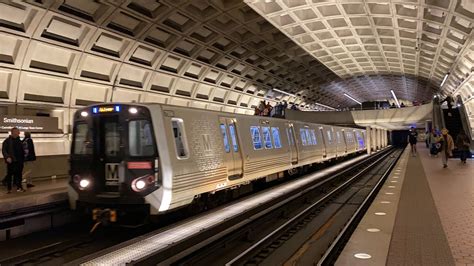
[254,100,299,118]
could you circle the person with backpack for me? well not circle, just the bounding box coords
[22,132,36,188]
[2,127,26,193]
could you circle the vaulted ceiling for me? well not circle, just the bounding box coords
[246,0,473,106]
[0,0,472,112]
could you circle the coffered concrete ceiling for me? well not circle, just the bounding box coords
[0,0,472,111]
[246,0,474,106]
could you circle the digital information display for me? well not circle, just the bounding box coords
[92,106,121,114]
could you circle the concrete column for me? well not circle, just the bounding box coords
[372,127,377,152]
[376,128,380,150]
[366,127,371,155]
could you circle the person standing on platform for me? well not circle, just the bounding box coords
[22,132,36,188]
[428,128,440,157]
[2,127,26,193]
[439,128,454,168]
[456,131,471,164]
[407,127,418,156]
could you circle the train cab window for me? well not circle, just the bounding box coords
[220,124,231,153]
[250,126,262,150]
[300,128,307,146]
[73,123,93,155]
[171,118,189,159]
[326,130,332,144]
[129,120,155,157]
[228,124,238,152]
[310,129,317,145]
[105,122,121,157]
[305,129,313,145]
[262,127,273,149]
[271,127,282,148]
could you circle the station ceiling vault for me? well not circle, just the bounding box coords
[0,0,472,111]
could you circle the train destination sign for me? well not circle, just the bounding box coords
[0,115,61,133]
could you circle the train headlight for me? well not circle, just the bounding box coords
[129,107,138,114]
[81,111,88,117]
[79,179,90,189]
[131,175,155,192]
[135,180,146,190]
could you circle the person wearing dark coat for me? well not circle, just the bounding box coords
[455,131,471,164]
[22,132,36,188]
[2,127,25,193]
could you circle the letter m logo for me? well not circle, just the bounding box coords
[105,163,120,185]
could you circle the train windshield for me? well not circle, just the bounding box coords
[73,123,93,155]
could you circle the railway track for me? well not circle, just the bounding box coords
[77,147,398,265]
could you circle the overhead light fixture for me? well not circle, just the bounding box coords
[273,88,296,97]
[314,102,336,110]
[344,93,362,105]
[390,90,401,108]
[440,73,449,87]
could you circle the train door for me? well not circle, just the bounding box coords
[319,127,327,158]
[286,123,298,164]
[219,117,243,179]
[94,115,123,192]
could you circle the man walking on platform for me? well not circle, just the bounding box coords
[2,127,26,193]
[408,127,418,156]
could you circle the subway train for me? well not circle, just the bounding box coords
[68,103,366,223]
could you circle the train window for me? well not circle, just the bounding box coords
[105,122,121,157]
[129,120,155,157]
[262,127,273,149]
[251,126,262,150]
[220,124,230,153]
[326,131,332,144]
[73,123,93,155]
[171,118,189,159]
[228,123,238,152]
[300,128,307,146]
[305,129,313,145]
[271,127,282,148]
[311,130,317,145]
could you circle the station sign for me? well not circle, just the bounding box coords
[0,115,61,133]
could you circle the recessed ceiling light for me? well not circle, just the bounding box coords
[367,228,381,232]
[380,201,391,204]
[388,186,396,188]
[354,253,372,259]
[375,212,386,216]
[385,192,395,195]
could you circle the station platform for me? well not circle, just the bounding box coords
[337,145,473,265]
[0,178,68,214]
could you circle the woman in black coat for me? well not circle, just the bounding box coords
[22,132,36,188]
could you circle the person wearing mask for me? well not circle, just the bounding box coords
[439,128,454,168]
[2,127,26,193]
[407,127,418,156]
[22,132,36,188]
[455,131,471,164]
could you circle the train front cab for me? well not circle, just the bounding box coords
[68,104,160,224]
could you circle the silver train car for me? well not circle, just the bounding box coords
[68,103,366,223]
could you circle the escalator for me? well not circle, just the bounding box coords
[443,108,469,158]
